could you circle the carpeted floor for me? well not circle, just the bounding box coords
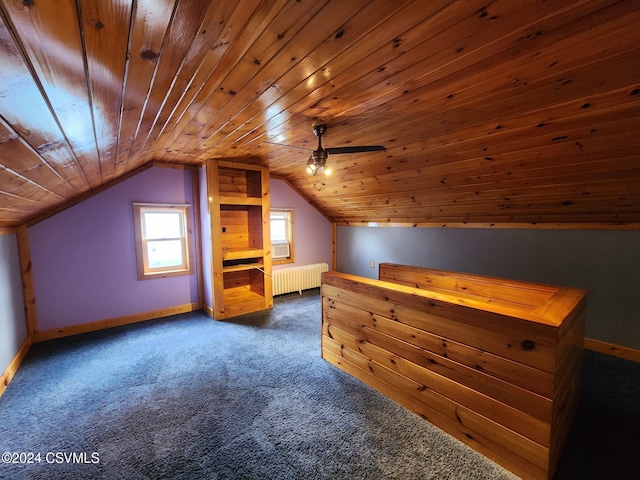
[0,290,637,479]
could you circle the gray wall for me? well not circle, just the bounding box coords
[0,233,27,374]
[336,226,640,350]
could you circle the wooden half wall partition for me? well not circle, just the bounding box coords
[321,264,589,480]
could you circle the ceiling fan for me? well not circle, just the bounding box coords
[303,124,386,176]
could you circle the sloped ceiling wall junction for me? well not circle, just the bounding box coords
[0,0,639,228]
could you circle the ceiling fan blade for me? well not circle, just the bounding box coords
[325,145,386,155]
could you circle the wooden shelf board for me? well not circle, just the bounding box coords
[223,286,265,307]
[223,263,263,273]
[221,247,263,260]
[219,196,262,206]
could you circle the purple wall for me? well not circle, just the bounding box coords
[26,169,331,333]
[198,166,212,309]
[270,178,333,270]
[29,167,199,331]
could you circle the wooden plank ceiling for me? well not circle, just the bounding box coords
[0,0,639,228]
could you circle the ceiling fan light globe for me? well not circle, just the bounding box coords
[306,157,317,174]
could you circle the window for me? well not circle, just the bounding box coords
[133,203,193,280]
[270,209,293,264]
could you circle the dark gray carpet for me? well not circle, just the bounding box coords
[0,290,637,479]
[554,348,640,479]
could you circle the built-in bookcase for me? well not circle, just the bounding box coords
[205,159,272,319]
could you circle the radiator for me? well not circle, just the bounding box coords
[272,263,329,296]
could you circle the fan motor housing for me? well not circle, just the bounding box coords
[311,149,327,163]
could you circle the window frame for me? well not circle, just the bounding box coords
[270,208,294,265]
[132,203,194,280]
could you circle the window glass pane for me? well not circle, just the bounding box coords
[143,212,182,239]
[271,218,287,242]
[133,203,192,279]
[146,239,184,268]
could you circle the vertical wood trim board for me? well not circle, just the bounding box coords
[0,337,31,399]
[16,224,38,336]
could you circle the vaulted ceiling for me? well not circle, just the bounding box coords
[1,0,639,228]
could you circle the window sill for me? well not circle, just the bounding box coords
[273,258,294,266]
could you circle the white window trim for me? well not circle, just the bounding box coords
[270,208,294,265]
[133,203,194,280]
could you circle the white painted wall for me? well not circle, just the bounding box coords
[0,233,27,374]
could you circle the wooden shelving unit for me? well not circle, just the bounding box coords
[205,159,272,319]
